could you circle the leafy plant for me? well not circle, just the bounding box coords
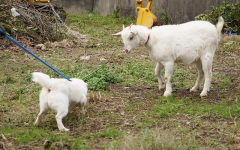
[195,1,240,34]
[113,7,120,18]
[85,65,120,91]
[159,11,169,24]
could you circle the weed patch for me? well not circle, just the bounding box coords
[85,65,120,91]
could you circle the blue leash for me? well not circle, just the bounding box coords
[0,29,71,81]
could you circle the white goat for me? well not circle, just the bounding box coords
[113,17,224,97]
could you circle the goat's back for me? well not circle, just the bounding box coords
[152,20,218,42]
[149,21,219,64]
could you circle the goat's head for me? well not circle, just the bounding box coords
[112,24,140,53]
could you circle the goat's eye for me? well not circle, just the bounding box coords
[129,36,133,40]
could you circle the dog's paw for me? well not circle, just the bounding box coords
[64,128,70,132]
[34,120,39,126]
[82,110,86,115]
[60,128,69,132]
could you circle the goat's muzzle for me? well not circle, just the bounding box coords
[125,49,130,54]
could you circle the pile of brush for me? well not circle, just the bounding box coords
[0,0,68,43]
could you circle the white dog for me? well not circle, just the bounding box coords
[32,72,88,131]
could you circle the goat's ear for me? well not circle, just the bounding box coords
[129,23,133,29]
[112,31,122,37]
[131,30,137,35]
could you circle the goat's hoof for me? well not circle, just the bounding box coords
[164,91,172,97]
[200,92,207,97]
[190,87,198,92]
[190,89,196,93]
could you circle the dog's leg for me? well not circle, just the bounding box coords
[56,110,69,131]
[34,99,48,125]
[80,101,86,115]
[34,111,47,125]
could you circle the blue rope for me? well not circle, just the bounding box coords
[0,29,71,81]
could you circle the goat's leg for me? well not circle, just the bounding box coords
[155,62,165,91]
[163,62,174,97]
[190,60,204,92]
[200,55,213,97]
[56,109,69,131]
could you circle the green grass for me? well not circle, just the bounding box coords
[1,127,91,149]
[95,127,123,139]
[0,13,240,149]
[66,13,134,50]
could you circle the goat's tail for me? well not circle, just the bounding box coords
[216,16,224,38]
[32,72,52,89]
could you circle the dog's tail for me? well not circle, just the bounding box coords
[32,72,52,89]
[216,16,224,39]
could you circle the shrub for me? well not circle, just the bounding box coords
[195,1,240,34]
